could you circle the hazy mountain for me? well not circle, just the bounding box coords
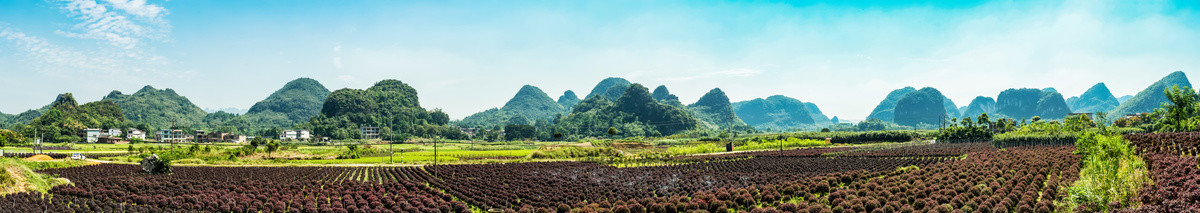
[103,86,207,128]
[651,85,684,106]
[460,85,565,127]
[243,77,332,125]
[961,96,997,117]
[585,77,632,100]
[1117,95,1133,104]
[803,102,832,125]
[204,108,248,114]
[943,98,961,118]
[866,87,917,122]
[996,88,1071,120]
[732,95,828,131]
[894,87,949,126]
[1111,71,1194,116]
[1065,82,1119,113]
[557,90,581,108]
[688,88,749,129]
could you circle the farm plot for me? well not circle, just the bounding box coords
[426,156,950,209]
[10,165,468,213]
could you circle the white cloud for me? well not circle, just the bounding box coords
[54,0,170,50]
[0,26,116,74]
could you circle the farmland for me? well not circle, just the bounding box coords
[6,134,1192,213]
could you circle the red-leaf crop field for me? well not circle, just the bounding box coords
[0,142,1106,213]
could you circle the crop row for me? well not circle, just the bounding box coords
[1127,153,1200,212]
[426,156,949,209]
[31,165,468,213]
[542,145,1081,213]
[1124,132,1200,156]
[838,142,995,158]
[669,147,852,162]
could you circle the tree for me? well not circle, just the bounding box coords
[0,133,5,148]
[265,141,280,154]
[1163,85,1198,131]
[1032,116,1041,123]
[607,127,618,138]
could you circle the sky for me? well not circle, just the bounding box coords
[1,0,1199,120]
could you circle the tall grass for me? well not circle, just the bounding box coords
[0,158,70,195]
[668,137,830,155]
[733,137,830,151]
[1066,132,1150,212]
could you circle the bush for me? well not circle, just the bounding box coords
[1066,132,1149,212]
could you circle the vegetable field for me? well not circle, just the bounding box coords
[2,135,1195,212]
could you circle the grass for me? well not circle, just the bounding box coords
[667,137,832,155]
[1066,132,1151,212]
[0,158,71,195]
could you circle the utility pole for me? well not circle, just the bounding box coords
[389,141,394,164]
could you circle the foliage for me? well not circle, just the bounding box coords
[936,113,994,142]
[102,86,207,128]
[242,77,331,126]
[553,84,702,139]
[557,90,581,108]
[1066,132,1150,212]
[304,79,466,140]
[751,130,924,144]
[459,85,565,128]
[504,124,537,140]
[584,77,632,100]
[1111,71,1193,117]
[688,88,752,130]
[732,137,829,151]
[529,146,622,159]
[20,94,126,142]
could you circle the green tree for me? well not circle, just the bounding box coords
[607,127,618,138]
[265,141,280,154]
[1162,85,1198,131]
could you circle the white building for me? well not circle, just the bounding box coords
[127,129,145,140]
[279,129,312,141]
[84,128,102,143]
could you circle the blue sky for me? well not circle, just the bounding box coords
[2,0,1199,120]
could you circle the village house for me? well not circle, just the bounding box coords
[279,129,312,141]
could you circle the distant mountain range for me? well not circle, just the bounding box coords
[1,71,1195,136]
[732,95,831,131]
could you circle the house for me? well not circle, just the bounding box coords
[458,127,480,137]
[106,129,122,137]
[156,129,187,143]
[83,128,103,143]
[127,129,145,140]
[361,126,380,140]
[280,129,314,141]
